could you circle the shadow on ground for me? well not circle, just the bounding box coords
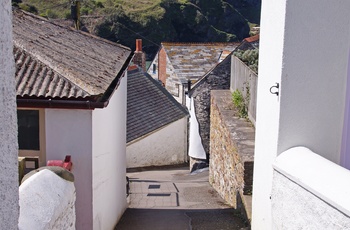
[115,208,248,230]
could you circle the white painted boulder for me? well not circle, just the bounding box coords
[19,169,76,230]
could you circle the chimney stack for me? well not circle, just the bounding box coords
[136,39,142,52]
[133,39,146,72]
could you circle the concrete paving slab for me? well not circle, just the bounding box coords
[116,167,249,229]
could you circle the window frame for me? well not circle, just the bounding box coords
[17,108,46,167]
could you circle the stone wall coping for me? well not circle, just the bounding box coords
[211,90,255,162]
[273,146,350,217]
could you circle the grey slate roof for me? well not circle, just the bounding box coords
[13,10,132,100]
[127,69,188,143]
[190,34,260,93]
[162,42,238,83]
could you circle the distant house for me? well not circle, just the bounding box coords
[235,34,259,51]
[188,54,232,161]
[188,36,259,161]
[252,1,350,229]
[148,42,237,104]
[127,68,189,168]
[13,10,132,230]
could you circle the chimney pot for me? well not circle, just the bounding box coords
[136,39,142,52]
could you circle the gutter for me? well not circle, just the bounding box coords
[16,98,107,110]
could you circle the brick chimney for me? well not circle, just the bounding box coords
[133,39,146,72]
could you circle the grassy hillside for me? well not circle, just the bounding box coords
[15,0,261,59]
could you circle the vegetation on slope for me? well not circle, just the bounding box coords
[15,0,261,59]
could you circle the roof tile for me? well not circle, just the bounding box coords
[127,69,188,143]
[162,42,238,82]
[13,10,132,99]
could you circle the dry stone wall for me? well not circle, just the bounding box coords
[210,90,255,207]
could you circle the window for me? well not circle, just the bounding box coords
[17,108,46,168]
[171,84,180,97]
[17,110,40,150]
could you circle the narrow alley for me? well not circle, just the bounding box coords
[115,166,249,230]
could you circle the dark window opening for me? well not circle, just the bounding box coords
[17,110,40,150]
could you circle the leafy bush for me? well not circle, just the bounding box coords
[45,9,58,19]
[19,3,38,14]
[95,1,104,8]
[64,10,71,19]
[234,48,259,73]
[232,89,248,118]
[81,7,93,15]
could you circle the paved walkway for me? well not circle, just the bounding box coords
[115,166,249,230]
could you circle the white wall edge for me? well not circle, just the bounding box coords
[273,146,350,217]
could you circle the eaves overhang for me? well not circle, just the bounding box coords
[17,50,134,110]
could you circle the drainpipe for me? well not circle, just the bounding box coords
[187,79,192,92]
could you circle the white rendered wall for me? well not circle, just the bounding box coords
[45,109,93,229]
[127,118,188,168]
[277,0,350,162]
[251,0,286,228]
[147,52,159,80]
[19,169,76,230]
[272,147,350,228]
[92,75,128,230]
[252,1,350,229]
[0,1,19,229]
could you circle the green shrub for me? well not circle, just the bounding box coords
[95,1,104,8]
[45,9,58,19]
[63,10,72,19]
[232,89,248,118]
[234,48,259,74]
[19,3,38,14]
[81,7,93,15]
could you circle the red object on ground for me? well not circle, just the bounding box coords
[47,155,72,171]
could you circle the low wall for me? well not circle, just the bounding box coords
[272,147,350,229]
[210,90,255,208]
[19,169,76,230]
[230,56,258,125]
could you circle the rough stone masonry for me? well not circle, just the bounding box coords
[209,90,255,208]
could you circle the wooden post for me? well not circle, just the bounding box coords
[71,0,80,30]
